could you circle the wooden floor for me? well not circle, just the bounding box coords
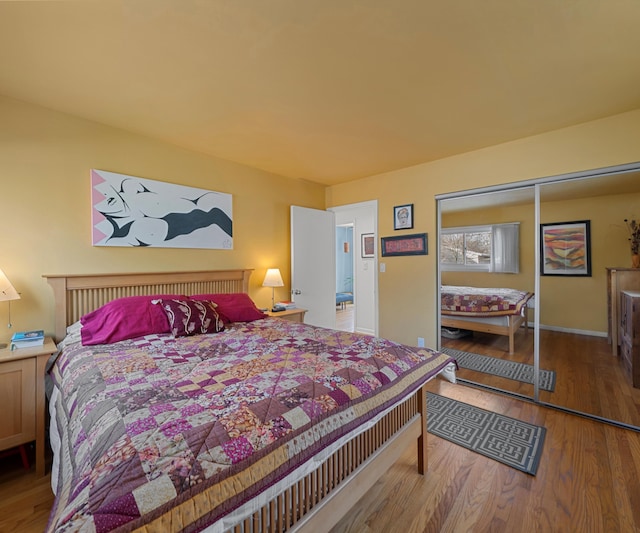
[0,445,54,532]
[335,302,354,332]
[441,326,640,428]
[332,378,640,533]
[4,314,640,532]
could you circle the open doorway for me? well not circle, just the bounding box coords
[336,224,355,332]
[330,200,378,336]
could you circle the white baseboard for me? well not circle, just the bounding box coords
[527,321,607,338]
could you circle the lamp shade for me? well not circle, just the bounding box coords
[0,269,20,302]
[262,268,284,288]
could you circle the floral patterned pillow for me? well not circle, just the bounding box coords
[158,299,225,337]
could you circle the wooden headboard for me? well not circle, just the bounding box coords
[43,269,253,342]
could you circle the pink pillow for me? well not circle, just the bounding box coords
[191,293,267,322]
[80,295,187,345]
[158,299,225,337]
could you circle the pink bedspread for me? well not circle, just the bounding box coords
[441,285,533,317]
[47,317,455,532]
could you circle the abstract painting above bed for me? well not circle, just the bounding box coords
[47,317,455,532]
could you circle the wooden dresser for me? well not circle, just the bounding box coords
[606,267,640,356]
[620,290,640,387]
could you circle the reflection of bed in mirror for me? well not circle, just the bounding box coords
[441,285,533,354]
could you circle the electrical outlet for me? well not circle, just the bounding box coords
[417,337,425,347]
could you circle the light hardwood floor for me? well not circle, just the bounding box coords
[0,446,54,532]
[335,302,355,332]
[332,378,640,532]
[441,326,640,428]
[3,316,640,532]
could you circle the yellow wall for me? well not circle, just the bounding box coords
[4,93,640,348]
[327,109,640,347]
[539,191,640,333]
[0,96,325,342]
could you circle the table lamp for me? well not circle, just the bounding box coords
[262,268,284,310]
[0,268,20,348]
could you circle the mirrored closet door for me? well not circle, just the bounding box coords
[437,164,640,430]
[438,187,536,401]
[537,171,640,428]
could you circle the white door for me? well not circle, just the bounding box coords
[291,205,336,329]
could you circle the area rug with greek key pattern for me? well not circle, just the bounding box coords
[440,347,556,392]
[427,392,546,475]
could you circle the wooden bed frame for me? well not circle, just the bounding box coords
[43,269,432,533]
[441,312,528,354]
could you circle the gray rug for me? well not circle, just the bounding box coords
[427,392,546,475]
[441,347,556,392]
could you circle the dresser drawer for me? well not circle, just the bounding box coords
[621,340,633,377]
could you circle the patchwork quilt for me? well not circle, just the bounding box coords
[47,318,454,532]
[441,285,533,317]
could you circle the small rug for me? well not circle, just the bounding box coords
[441,347,556,392]
[427,392,546,475]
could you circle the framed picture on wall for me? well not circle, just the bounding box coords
[540,220,591,276]
[361,233,375,258]
[381,233,427,257]
[393,204,413,230]
[91,169,233,249]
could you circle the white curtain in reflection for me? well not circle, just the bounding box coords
[491,223,519,273]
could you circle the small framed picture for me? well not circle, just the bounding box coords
[540,220,591,276]
[394,204,413,230]
[361,233,375,258]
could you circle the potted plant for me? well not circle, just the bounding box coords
[625,219,640,268]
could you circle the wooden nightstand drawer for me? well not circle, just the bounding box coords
[0,357,36,448]
[0,337,57,476]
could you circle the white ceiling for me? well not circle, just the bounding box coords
[1,1,639,186]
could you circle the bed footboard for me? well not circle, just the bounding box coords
[225,384,427,533]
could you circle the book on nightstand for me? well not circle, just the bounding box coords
[11,329,45,349]
[276,301,297,310]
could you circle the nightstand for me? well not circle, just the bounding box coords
[266,308,307,323]
[0,337,57,477]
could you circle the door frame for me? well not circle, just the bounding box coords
[329,200,379,337]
